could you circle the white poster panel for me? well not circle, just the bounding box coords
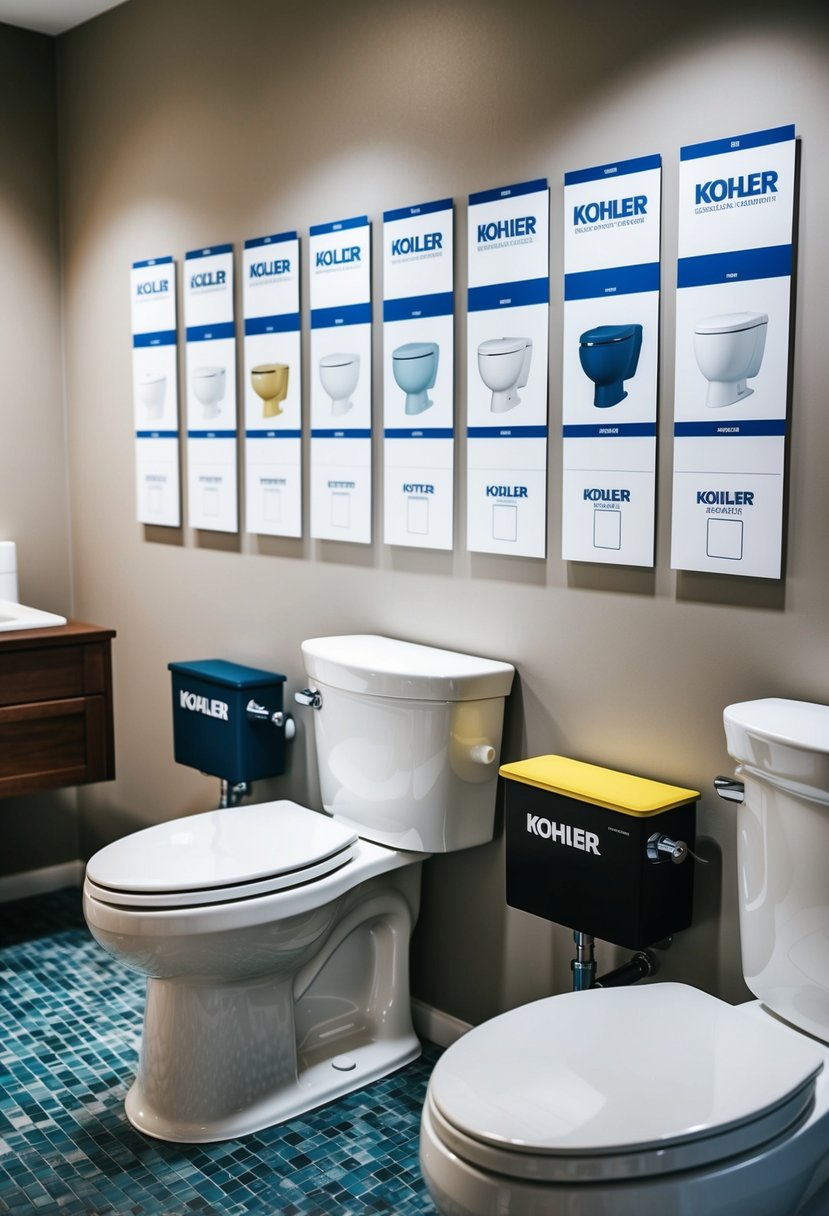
[184,244,237,533]
[671,124,797,578]
[561,155,662,567]
[383,199,453,550]
[309,217,372,543]
[243,232,301,537]
[130,256,180,526]
[467,180,549,558]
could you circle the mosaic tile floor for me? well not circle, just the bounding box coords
[0,889,439,1215]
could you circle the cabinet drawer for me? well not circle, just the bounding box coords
[0,696,112,796]
[0,642,110,707]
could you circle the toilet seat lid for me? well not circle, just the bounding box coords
[579,324,639,346]
[478,337,527,356]
[695,311,768,335]
[193,365,223,378]
[84,800,357,909]
[428,983,823,1183]
[393,342,437,361]
[319,352,358,368]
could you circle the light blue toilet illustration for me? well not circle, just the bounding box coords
[392,341,439,415]
[578,323,643,408]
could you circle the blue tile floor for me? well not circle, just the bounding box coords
[0,889,440,1215]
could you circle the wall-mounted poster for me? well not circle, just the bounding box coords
[383,198,454,550]
[671,124,797,578]
[243,232,301,537]
[561,155,662,567]
[184,244,238,533]
[130,256,180,526]
[466,180,549,558]
[309,216,372,544]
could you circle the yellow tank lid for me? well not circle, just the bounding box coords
[499,755,699,817]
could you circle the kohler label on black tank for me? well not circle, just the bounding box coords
[504,784,696,951]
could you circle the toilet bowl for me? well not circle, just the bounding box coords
[83,634,514,1143]
[477,338,532,413]
[693,312,768,408]
[319,352,360,415]
[136,371,167,420]
[251,363,289,417]
[420,697,829,1216]
[191,366,226,419]
[392,342,439,415]
[578,323,643,408]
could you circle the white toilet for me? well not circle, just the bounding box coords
[477,337,533,413]
[693,312,768,408]
[191,365,226,419]
[135,371,167,420]
[420,697,829,1216]
[83,634,514,1144]
[319,352,360,415]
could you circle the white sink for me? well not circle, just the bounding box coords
[0,600,67,632]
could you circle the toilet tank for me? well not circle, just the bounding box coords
[724,698,829,1043]
[300,635,515,852]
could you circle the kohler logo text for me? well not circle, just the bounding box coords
[179,690,228,720]
[526,813,600,855]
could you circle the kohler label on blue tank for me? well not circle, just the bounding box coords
[383,199,454,551]
[670,125,797,580]
[466,180,550,559]
[561,154,661,569]
[242,232,302,540]
[130,255,181,528]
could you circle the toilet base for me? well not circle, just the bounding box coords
[127,982,421,1143]
[594,383,627,408]
[405,390,433,415]
[490,388,521,413]
[113,872,422,1143]
[331,397,354,415]
[706,379,754,408]
[263,400,285,417]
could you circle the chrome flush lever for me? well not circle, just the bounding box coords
[295,688,323,710]
[714,776,745,803]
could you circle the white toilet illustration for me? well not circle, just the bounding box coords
[319,353,360,416]
[477,337,533,413]
[693,312,768,407]
[136,371,167,421]
[191,366,226,420]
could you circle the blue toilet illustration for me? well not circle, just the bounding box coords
[578,323,643,408]
[392,341,439,415]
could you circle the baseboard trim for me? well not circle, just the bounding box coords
[0,860,85,904]
[412,999,472,1048]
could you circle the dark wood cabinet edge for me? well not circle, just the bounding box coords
[0,621,116,652]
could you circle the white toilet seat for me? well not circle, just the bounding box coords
[427,984,823,1185]
[85,800,357,910]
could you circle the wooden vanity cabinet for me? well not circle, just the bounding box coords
[0,622,115,797]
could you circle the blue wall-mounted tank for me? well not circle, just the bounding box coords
[169,659,288,784]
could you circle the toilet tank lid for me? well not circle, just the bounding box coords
[724,698,829,754]
[478,337,529,356]
[500,755,698,816]
[392,342,438,360]
[579,324,640,345]
[695,311,768,335]
[301,634,515,701]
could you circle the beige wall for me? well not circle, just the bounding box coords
[0,23,77,878]
[33,0,829,1022]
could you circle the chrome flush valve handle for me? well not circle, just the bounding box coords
[295,688,323,710]
[714,776,745,803]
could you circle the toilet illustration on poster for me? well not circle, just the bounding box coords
[578,323,643,408]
